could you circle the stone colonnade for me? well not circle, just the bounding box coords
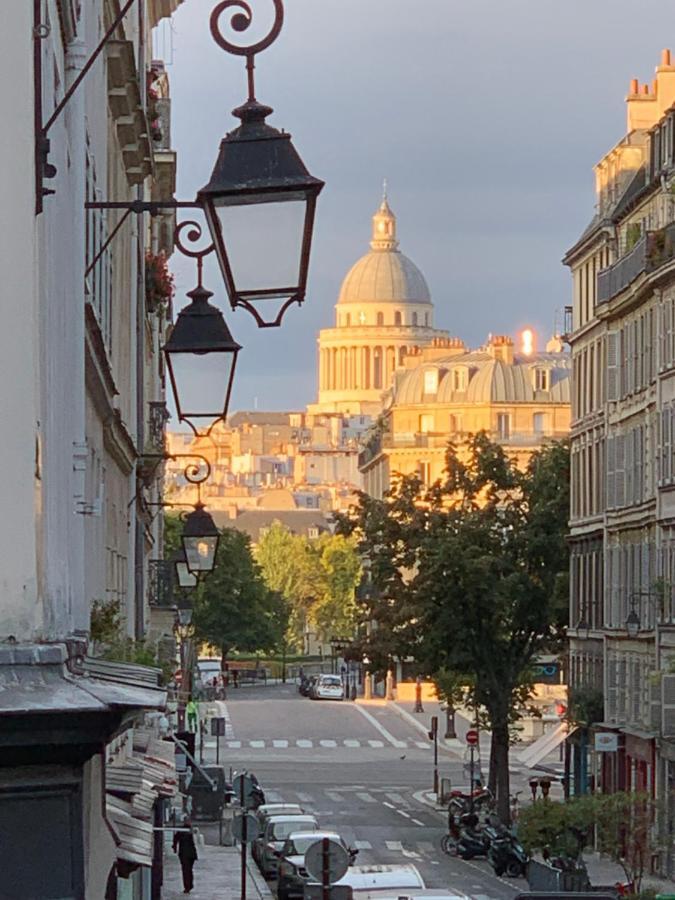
[319,344,413,392]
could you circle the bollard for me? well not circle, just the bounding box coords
[364,671,372,700]
[414,675,424,713]
[385,669,394,701]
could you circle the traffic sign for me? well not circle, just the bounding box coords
[211,717,226,737]
[465,729,479,746]
[231,812,260,843]
[304,838,349,884]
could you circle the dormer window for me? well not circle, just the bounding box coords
[423,368,438,395]
[452,367,468,392]
[533,368,550,391]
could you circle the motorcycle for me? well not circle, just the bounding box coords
[487,828,528,878]
[448,787,494,816]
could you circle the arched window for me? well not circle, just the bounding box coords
[345,313,351,327]
[412,312,418,326]
[377,312,384,327]
[395,311,402,326]
[425,312,429,326]
[373,348,382,389]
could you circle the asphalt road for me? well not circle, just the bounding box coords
[197,683,526,900]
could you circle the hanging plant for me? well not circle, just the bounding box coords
[145,250,175,312]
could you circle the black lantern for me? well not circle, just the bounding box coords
[575,617,590,640]
[626,608,640,639]
[172,548,197,590]
[198,100,324,328]
[182,503,220,575]
[163,284,241,436]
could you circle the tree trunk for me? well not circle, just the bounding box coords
[488,731,498,795]
[220,646,229,671]
[492,717,511,824]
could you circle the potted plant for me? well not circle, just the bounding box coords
[145,250,174,312]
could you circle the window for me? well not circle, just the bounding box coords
[394,311,402,326]
[418,461,431,483]
[345,313,351,326]
[308,527,319,539]
[497,413,510,439]
[449,414,462,434]
[425,313,429,326]
[423,368,438,394]
[452,368,467,392]
[534,368,550,391]
[377,312,384,327]
[412,312,418,326]
[533,412,548,435]
[419,414,434,434]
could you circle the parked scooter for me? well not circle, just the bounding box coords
[454,813,491,861]
[486,827,528,878]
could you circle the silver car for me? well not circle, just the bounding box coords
[255,814,319,878]
[277,831,357,900]
[252,805,304,866]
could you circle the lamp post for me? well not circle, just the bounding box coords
[363,656,372,701]
[174,602,195,731]
[182,504,220,576]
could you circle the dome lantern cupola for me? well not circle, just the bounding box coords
[370,188,398,251]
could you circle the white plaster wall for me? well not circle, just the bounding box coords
[0,2,41,639]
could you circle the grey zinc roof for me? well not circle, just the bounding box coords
[337,250,432,305]
[213,509,332,542]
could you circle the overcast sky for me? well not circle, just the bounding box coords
[159,0,669,414]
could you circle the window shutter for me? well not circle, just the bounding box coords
[606,435,616,509]
[615,434,626,507]
[662,674,675,737]
[626,431,634,506]
[607,332,619,401]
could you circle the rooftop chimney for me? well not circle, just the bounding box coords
[626,50,675,131]
[487,334,514,365]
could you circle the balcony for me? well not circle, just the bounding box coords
[597,223,675,305]
[148,559,174,608]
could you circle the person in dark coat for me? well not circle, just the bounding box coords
[173,816,198,893]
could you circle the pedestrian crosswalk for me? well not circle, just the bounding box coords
[203,737,433,751]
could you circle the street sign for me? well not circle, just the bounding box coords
[231,812,260,843]
[465,729,479,746]
[233,772,258,808]
[211,717,226,737]
[594,732,619,753]
[304,838,349,884]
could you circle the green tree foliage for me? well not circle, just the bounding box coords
[255,522,362,648]
[519,792,658,891]
[193,527,287,666]
[340,433,570,822]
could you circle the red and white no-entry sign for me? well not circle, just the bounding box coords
[465,729,479,746]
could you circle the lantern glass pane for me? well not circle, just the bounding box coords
[184,535,218,573]
[176,561,197,589]
[168,350,235,420]
[215,198,306,297]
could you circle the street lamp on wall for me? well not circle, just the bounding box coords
[182,503,220,576]
[625,607,641,639]
[172,548,198,590]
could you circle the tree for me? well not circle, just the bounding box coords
[312,533,362,642]
[340,433,570,822]
[519,792,659,892]
[193,527,287,667]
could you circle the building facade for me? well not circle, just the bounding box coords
[0,2,182,896]
[359,333,571,499]
[308,194,450,416]
[565,47,675,874]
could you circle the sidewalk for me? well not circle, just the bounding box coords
[162,842,273,900]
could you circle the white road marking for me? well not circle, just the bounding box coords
[415,741,431,749]
[344,739,360,747]
[353,840,372,850]
[325,791,344,802]
[265,790,284,802]
[411,818,425,826]
[296,739,313,748]
[385,841,403,850]
[385,792,407,805]
[401,846,421,859]
[431,861,440,865]
[320,740,337,747]
[353,704,407,747]
[273,740,288,748]
[418,842,435,852]
[356,792,376,803]
[396,809,411,819]
[296,792,314,803]
[227,740,241,748]
[249,740,265,748]
[382,801,396,809]
[368,740,385,748]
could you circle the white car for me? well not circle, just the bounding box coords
[313,674,345,701]
[306,864,425,899]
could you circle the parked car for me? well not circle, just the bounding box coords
[255,803,305,829]
[254,814,319,878]
[312,674,345,701]
[360,893,470,900]
[310,864,425,898]
[277,831,357,900]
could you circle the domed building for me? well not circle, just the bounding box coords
[308,194,450,416]
[359,333,571,499]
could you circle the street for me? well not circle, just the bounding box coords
[198,683,526,900]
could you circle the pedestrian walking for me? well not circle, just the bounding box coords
[173,816,198,894]
[186,697,198,733]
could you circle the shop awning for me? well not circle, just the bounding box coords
[516,722,576,769]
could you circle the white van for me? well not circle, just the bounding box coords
[306,864,425,899]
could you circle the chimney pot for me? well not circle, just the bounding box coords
[663,48,672,66]
[653,78,658,94]
[630,78,639,94]
[643,83,650,95]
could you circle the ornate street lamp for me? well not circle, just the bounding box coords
[163,223,241,436]
[198,0,324,328]
[575,617,590,640]
[172,548,198,590]
[182,503,220,575]
[626,608,640,639]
